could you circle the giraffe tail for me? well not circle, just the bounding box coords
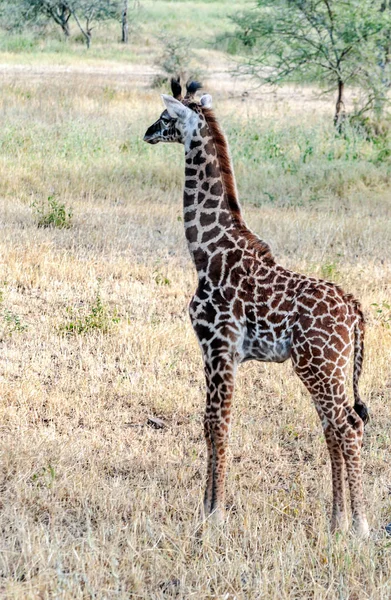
[351,298,370,425]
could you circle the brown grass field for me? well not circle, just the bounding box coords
[0,30,391,599]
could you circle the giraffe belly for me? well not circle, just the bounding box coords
[242,331,292,363]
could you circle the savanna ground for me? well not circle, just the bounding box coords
[0,1,391,598]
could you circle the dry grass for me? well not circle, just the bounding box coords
[0,62,391,599]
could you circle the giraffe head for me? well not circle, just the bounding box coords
[143,79,212,147]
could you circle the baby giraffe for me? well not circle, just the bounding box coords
[144,79,369,537]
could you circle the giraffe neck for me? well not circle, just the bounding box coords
[183,108,272,274]
[183,110,245,272]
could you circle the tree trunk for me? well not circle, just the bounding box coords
[61,20,71,38]
[71,10,91,49]
[122,0,129,43]
[51,6,71,37]
[334,80,346,132]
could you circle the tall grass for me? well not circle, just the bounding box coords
[1,78,390,209]
[0,12,390,597]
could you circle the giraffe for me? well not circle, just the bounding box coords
[143,79,370,537]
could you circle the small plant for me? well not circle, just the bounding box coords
[31,464,56,489]
[371,301,391,328]
[32,195,73,229]
[59,284,120,335]
[300,139,314,163]
[3,309,28,334]
[0,283,27,338]
[0,310,28,339]
[0,285,5,305]
[320,262,340,281]
[154,271,171,286]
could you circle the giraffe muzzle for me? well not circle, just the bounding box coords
[143,133,159,144]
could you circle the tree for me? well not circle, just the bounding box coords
[1,0,121,45]
[3,0,72,36]
[121,0,128,43]
[233,0,391,125]
[154,35,192,86]
[69,0,120,48]
[39,1,71,37]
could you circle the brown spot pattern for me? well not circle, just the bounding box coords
[144,85,370,538]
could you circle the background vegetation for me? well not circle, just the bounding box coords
[0,1,390,598]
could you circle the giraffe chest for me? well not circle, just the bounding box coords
[241,320,293,363]
[189,278,297,364]
[241,291,297,363]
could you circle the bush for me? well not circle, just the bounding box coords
[59,284,120,335]
[153,34,201,87]
[31,195,73,229]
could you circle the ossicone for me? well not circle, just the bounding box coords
[185,80,202,99]
[171,77,182,100]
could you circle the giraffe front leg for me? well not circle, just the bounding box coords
[203,354,235,522]
[203,415,229,522]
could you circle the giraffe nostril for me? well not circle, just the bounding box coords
[143,134,158,144]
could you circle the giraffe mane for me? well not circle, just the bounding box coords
[202,107,274,260]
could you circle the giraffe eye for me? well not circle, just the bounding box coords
[162,117,176,126]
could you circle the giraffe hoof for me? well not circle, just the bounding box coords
[209,507,225,524]
[331,518,349,535]
[352,519,370,539]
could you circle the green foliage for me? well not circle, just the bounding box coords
[371,301,391,327]
[214,31,242,55]
[31,464,56,488]
[70,0,121,48]
[31,195,73,229]
[0,0,121,43]
[153,34,201,86]
[154,271,171,286]
[3,0,72,36]
[59,284,120,335]
[0,282,28,337]
[0,1,246,59]
[320,262,340,281]
[232,0,391,120]
[0,32,39,51]
[226,116,391,205]
[3,309,28,333]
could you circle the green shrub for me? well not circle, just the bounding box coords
[153,34,201,87]
[0,309,28,339]
[0,284,28,337]
[59,285,120,335]
[371,301,391,328]
[320,262,340,281]
[31,195,73,229]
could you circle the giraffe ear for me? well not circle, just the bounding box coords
[200,94,212,108]
[161,94,191,120]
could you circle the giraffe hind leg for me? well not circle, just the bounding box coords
[321,411,349,533]
[292,361,369,536]
[310,401,349,533]
[312,388,369,537]
[339,406,369,537]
